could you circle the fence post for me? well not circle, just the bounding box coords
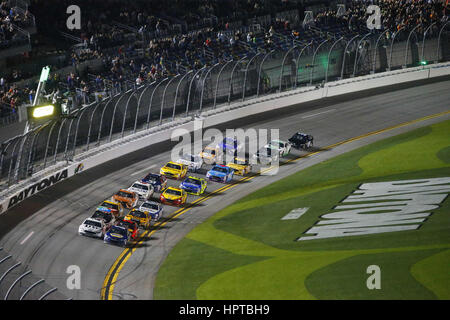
[109,90,132,142]
[42,121,59,170]
[421,21,438,64]
[228,56,247,104]
[134,81,156,133]
[353,32,373,76]
[404,24,422,68]
[279,46,299,92]
[388,26,406,71]
[325,37,344,82]
[200,63,220,111]
[186,67,206,116]
[72,104,93,156]
[213,60,233,108]
[436,21,450,63]
[372,29,391,73]
[86,99,109,151]
[121,90,138,138]
[310,39,329,85]
[341,35,360,79]
[53,118,67,164]
[97,94,119,145]
[6,138,22,186]
[160,74,180,124]
[295,41,313,89]
[147,78,168,129]
[173,71,192,120]
[257,50,274,97]
[243,53,262,100]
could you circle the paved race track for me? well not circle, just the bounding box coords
[1,78,449,300]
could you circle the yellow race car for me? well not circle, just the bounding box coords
[160,161,188,179]
[160,187,187,206]
[226,157,251,175]
[199,146,221,164]
[124,209,151,229]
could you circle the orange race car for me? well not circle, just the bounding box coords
[112,189,139,209]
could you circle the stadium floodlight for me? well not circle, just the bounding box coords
[32,105,54,118]
[27,103,62,122]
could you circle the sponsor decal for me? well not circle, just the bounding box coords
[281,207,309,220]
[298,177,450,241]
[7,169,69,209]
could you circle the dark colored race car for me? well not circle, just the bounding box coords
[115,219,139,240]
[141,173,168,192]
[288,132,314,149]
[104,226,129,247]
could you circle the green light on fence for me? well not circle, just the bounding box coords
[420,60,428,65]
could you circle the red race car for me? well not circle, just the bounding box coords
[115,219,139,240]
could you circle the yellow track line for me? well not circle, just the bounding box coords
[100,109,450,300]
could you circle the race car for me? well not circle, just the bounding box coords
[160,187,187,206]
[217,137,242,155]
[199,146,221,164]
[78,217,108,239]
[91,209,115,228]
[176,153,203,172]
[226,157,251,176]
[265,139,292,157]
[96,200,124,218]
[113,189,139,209]
[124,209,151,229]
[139,201,163,222]
[104,225,130,247]
[288,132,314,149]
[252,146,279,164]
[180,176,207,195]
[128,180,154,201]
[160,161,188,180]
[141,173,167,192]
[115,219,139,240]
[206,164,234,183]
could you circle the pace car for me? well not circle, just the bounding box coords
[206,164,234,183]
[252,146,279,164]
[115,219,139,240]
[180,176,207,195]
[128,180,154,200]
[288,132,314,149]
[265,139,292,157]
[160,161,188,179]
[217,137,242,154]
[199,146,221,164]
[176,153,203,172]
[141,173,167,192]
[78,218,108,239]
[96,200,124,218]
[139,201,163,222]
[124,209,151,229]
[226,157,251,176]
[104,225,129,247]
[160,187,187,206]
[113,189,139,209]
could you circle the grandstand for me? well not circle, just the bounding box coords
[0,0,449,188]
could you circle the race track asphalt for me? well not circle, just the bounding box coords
[0,77,449,300]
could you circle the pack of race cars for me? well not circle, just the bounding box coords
[78,132,314,247]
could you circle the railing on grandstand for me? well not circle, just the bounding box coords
[0,22,449,191]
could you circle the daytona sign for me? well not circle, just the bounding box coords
[7,168,69,209]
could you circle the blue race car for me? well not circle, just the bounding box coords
[139,201,163,222]
[180,176,207,195]
[141,173,167,192]
[206,165,234,183]
[217,137,242,154]
[104,225,129,247]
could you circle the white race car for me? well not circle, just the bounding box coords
[252,146,279,164]
[139,201,163,222]
[128,181,154,201]
[176,153,203,172]
[78,218,107,239]
[265,139,292,157]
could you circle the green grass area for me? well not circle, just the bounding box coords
[154,120,450,299]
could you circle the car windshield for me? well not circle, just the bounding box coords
[204,148,216,155]
[144,175,158,183]
[166,189,182,196]
[117,191,133,198]
[131,183,148,191]
[101,202,118,210]
[130,210,146,218]
[110,226,127,235]
[84,220,101,227]
[92,211,112,222]
[166,163,181,170]
[212,166,228,173]
[142,203,159,210]
[185,178,201,185]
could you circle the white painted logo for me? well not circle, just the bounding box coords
[366,5,382,30]
[366,265,381,289]
[66,5,81,30]
[282,207,309,220]
[298,177,450,241]
[66,265,81,290]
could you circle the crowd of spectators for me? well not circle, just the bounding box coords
[0,1,34,49]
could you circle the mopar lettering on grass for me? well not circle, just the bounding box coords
[7,168,69,209]
[298,177,450,241]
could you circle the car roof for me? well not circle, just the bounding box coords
[166,186,182,191]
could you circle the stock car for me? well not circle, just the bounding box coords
[217,137,242,154]
[252,146,279,164]
[206,164,234,183]
[160,161,188,180]
[115,219,139,240]
[104,225,130,247]
[180,176,207,195]
[176,153,203,172]
[124,209,151,229]
[128,181,154,201]
[96,200,124,218]
[91,210,115,228]
[265,139,292,157]
[141,173,167,192]
[139,201,163,222]
[160,187,187,206]
[78,218,108,239]
[226,157,251,176]
[199,146,221,164]
[288,132,314,149]
[113,189,139,209]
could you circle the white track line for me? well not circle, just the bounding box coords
[20,231,34,245]
[131,164,156,176]
[301,109,336,119]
